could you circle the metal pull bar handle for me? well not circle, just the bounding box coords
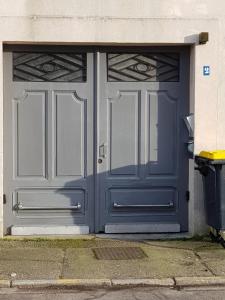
[15,202,82,210]
[113,202,174,208]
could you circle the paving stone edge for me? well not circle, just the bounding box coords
[1,277,225,289]
[174,276,225,287]
[111,278,174,287]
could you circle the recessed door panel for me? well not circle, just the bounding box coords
[108,91,140,176]
[53,91,87,178]
[14,90,47,178]
[109,188,177,216]
[147,90,177,175]
[14,188,86,217]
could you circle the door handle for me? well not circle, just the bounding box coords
[99,143,107,158]
[14,202,82,210]
[113,202,174,208]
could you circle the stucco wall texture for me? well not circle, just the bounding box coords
[0,0,224,236]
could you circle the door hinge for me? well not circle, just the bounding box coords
[3,194,6,204]
[186,191,190,202]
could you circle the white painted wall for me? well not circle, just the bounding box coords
[0,0,225,236]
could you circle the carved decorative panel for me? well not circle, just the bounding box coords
[107,53,179,82]
[13,52,87,82]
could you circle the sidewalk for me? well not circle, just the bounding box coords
[0,236,225,288]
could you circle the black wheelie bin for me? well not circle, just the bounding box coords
[195,150,225,245]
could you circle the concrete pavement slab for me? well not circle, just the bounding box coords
[144,240,222,251]
[197,249,225,276]
[0,247,64,262]
[0,238,223,284]
[0,238,141,249]
[0,247,64,280]
[140,246,212,277]
[0,260,62,280]
[0,239,97,249]
[62,245,210,279]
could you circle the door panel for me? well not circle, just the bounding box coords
[109,188,177,214]
[147,90,177,175]
[3,51,94,234]
[53,91,86,177]
[97,49,189,233]
[13,188,86,217]
[14,90,47,178]
[109,91,140,176]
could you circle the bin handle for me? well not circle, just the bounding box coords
[196,165,216,176]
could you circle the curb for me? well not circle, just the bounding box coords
[1,277,225,289]
[0,280,10,288]
[11,278,173,288]
[174,276,225,287]
[111,278,174,287]
[12,279,112,288]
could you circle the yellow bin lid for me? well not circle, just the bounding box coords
[199,150,225,160]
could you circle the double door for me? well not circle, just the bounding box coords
[3,47,189,234]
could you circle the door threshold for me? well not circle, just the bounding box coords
[11,225,89,236]
[105,223,181,233]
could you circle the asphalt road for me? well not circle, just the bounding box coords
[0,287,225,300]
